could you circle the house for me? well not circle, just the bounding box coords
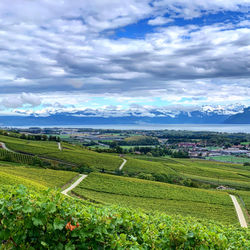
[178,142,197,148]
[216,185,234,190]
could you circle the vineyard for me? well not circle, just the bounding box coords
[0,162,78,189]
[0,135,122,171]
[125,156,250,190]
[124,157,177,175]
[73,173,238,224]
[0,148,38,165]
[228,189,250,219]
[1,185,249,249]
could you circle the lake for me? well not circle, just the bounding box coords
[12,124,250,133]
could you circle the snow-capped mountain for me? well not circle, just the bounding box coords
[0,104,248,126]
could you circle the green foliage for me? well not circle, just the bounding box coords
[208,155,250,164]
[0,185,249,249]
[0,134,122,171]
[0,148,41,166]
[0,163,78,189]
[73,173,238,224]
[128,156,250,190]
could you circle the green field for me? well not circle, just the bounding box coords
[73,173,238,225]
[241,141,250,146]
[124,157,176,175]
[125,156,250,190]
[120,145,156,149]
[207,155,250,164]
[228,189,250,216]
[0,135,122,171]
[0,161,78,189]
[1,185,249,249]
[0,132,249,228]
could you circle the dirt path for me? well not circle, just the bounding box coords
[119,158,127,171]
[61,174,87,196]
[58,142,62,151]
[0,142,15,153]
[230,195,248,228]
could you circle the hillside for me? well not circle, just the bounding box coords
[225,107,250,124]
[73,173,238,224]
[0,134,122,171]
[1,185,249,249]
[0,132,249,248]
[0,161,78,189]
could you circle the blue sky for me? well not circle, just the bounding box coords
[0,0,249,116]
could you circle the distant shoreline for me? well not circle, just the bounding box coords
[2,124,250,133]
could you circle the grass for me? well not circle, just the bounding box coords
[0,135,122,171]
[73,173,238,225]
[124,157,177,175]
[125,156,250,190]
[1,185,249,249]
[120,145,156,149]
[241,142,250,146]
[0,161,78,189]
[207,155,250,164]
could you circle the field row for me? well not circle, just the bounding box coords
[73,173,238,224]
[1,185,248,249]
[124,156,250,190]
[0,135,122,171]
[0,161,78,189]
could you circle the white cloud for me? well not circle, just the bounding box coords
[0,0,249,112]
[148,17,174,25]
[0,93,42,108]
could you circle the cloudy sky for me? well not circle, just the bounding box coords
[0,0,250,115]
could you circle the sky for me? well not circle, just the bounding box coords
[0,0,249,116]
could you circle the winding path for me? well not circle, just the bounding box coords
[230,195,248,228]
[61,174,87,196]
[119,158,127,171]
[58,142,62,151]
[0,142,15,153]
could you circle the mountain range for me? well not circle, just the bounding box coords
[0,104,249,126]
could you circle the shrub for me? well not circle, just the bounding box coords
[0,185,249,249]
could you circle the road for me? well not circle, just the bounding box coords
[61,174,87,196]
[230,195,248,228]
[0,142,15,153]
[58,142,62,151]
[119,158,127,170]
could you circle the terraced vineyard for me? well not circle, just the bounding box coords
[0,161,78,189]
[73,173,238,224]
[0,132,249,249]
[124,157,176,175]
[0,148,36,165]
[208,155,250,164]
[1,185,249,249]
[0,135,122,171]
[228,189,250,220]
[126,156,250,190]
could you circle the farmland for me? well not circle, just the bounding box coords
[0,130,249,230]
[125,156,250,190]
[124,157,177,175]
[0,134,122,171]
[0,161,78,189]
[73,173,238,224]
[208,155,250,164]
[0,128,249,249]
[1,185,249,249]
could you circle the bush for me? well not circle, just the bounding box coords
[0,185,249,249]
